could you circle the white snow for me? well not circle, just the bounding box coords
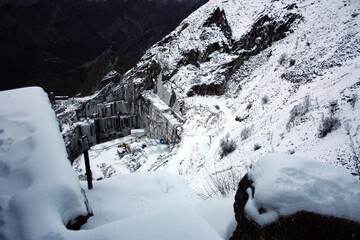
[196,193,237,239]
[245,153,360,226]
[0,87,90,240]
[75,171,223,240]
[72,129,171,179]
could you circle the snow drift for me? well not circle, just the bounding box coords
[0,87,92,240]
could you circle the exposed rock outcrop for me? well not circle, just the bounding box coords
[229,12,302,77]
[203,7,233,43]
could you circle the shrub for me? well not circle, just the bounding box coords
[261,95,269,104]
[345,123,360,179]
[318,116,340,138]
[200,167,242,198]
[279,53,287,65]
[286,95,310,131]
[254,143,261,151]
[241,126,252,140]
[349,94,357,109]
[220,134,237,158]
[289,59,296,67]
[246,102,252,110]
[329,100,338,115]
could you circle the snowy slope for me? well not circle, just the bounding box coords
[142,0,360,193]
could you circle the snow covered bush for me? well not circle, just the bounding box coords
[286,95,310,131]
[220,134,237,158]
[278,53,287,65]
[318,116,341,138]
[289,58,296,67]
[246,102,252,110]
[0,87,93,239]
[241,126,252,141]
[261,95,269,104]
[345,123,360,179]
[318,101,341,138]
[201,168,242,198]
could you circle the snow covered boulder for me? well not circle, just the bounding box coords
[231,153,360,240]
[0,87,93,240]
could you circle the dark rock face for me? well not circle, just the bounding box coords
[229,12,302,77]
[0,0,208,96]
[177,8,302,97]
[231,174,360,240]
[203,7,233,42]
[189,82,226,96]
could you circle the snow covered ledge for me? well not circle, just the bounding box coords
[232,153,360,239]
[0,87,93,240]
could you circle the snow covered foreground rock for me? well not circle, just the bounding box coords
[0,87,93,239]
[232,153,360,240]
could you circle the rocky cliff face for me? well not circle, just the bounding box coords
[0,0,207,96]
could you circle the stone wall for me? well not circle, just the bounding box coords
[141,91,182,144]
[63,73,183,161]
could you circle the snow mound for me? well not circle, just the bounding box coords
[0,87,91,240]
[78,171,223,240]
[245,153,360,226]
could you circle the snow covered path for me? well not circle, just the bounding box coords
[162,96,243,194]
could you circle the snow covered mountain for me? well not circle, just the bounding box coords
[0,0,207,96]
[55,0,360,195]
[2,0,360,239]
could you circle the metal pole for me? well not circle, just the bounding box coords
[84,149,93,189]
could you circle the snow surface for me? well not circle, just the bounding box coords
[245,153,360,226]
[72,129,171,179]
[0,87,90,240]
[76,172,226,240]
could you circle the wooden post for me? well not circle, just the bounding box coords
[84,149,93,190]
[49,92,55,103]
[81,135,92,189]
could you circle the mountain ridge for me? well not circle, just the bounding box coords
[0,0,208,95]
